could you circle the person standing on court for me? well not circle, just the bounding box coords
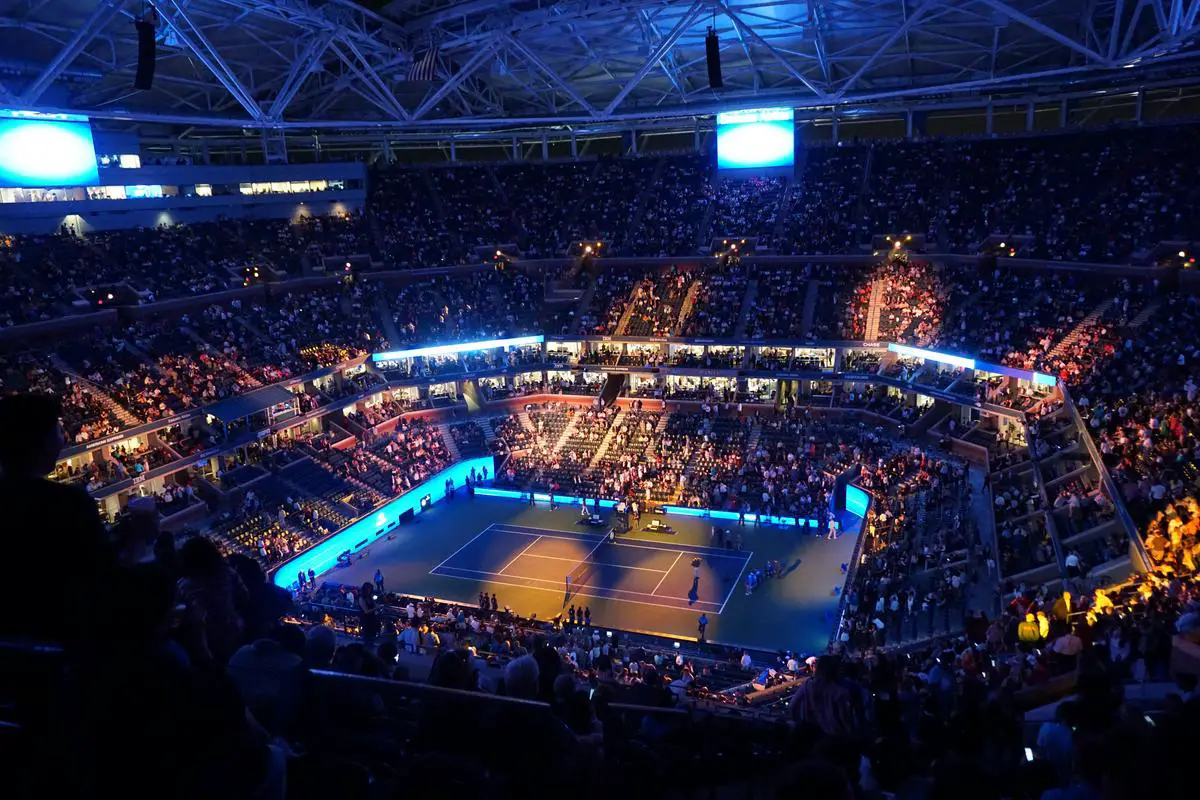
[698,613,708,641]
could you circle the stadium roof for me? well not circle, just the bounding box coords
[4,0,1200,134]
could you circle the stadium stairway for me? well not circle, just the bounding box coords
[374,294,402,347]
[119,337,172,380]
[613,286,640,336]
[745,419,763,452]
[436,422,462,461]
[587,408,623,468]
[477,416,497,446]
[517,411,535,433]
[420,170,463,254]
[485,165,508,204]
[558,161,604,248]
[732,278,758,339]
[695,197,717,251]
[864,279,887,341]
[799,279,821,339]
[1127,301,1160,329]
[1048,298,1116,358]
[234,314,271,344]
[49,354,141,428]
[626,158,665,238]
[182,325,264,389]
[671,279,702,335]
[552,413,581,454]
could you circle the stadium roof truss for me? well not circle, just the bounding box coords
[3,0,1200,133]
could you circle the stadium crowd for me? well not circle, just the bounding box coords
[7,121,1200,799]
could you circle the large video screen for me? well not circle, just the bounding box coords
[0,110,99,187]
[716,107,794,170]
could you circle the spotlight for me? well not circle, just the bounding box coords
[999,241,1006,248]
[585,245,593,254]
[496,250,502,257]
[1179,250,1187,258]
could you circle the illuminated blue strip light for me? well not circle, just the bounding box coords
[474,486,618,509]
[272,456,494,588]
[845,485,870,518]
[886,343,1057,387]
[662,505,817,528]
[372,335,545,362]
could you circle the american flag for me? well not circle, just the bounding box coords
[408,44,440,82]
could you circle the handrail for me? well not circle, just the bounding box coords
[1058,385,1150,573]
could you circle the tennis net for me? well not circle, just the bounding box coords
[566,556,597,595]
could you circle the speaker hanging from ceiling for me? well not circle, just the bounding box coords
[705,27,723,89]
[134,20,157,90]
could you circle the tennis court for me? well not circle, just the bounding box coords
[430,522,753,614]
[323,496,858,652]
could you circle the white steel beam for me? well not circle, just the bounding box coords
[834,2,931,98]
[603,0,704,116]
[339,36,412,121]
[505,34,601,116]
[411,40,500,121]
[328,41,409,121]
[975,0,1111,64]
[149,0,264,121]
[721,3,828,98]
[20,0,130,105]
[267,33,334,120]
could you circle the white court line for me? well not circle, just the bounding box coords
[718,550,754,615]
[490,523,748,561]
[431,523,498,572]
[650,551,684,596]
[490,522,747,560]
[430,564,722,612]
[519,552,667,573]
[496,535,542,575]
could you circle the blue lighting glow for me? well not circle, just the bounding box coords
[661,505,816,528]
[372,335,544,362]
[272,456,494,587]
[845,485,870,518]
[716,108,795,169]
[474,486,618,509]
[887,343,975,370]
[1032,372,1058,387]
[0,112,98,187]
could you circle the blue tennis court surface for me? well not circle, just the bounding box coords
[430,522,753,614]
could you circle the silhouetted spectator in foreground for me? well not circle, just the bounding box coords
[0,394,113,645]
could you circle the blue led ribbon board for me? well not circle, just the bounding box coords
[845,485,870,518]
[372,334,544,363]
[273,456,494,586]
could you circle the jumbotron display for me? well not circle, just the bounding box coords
[716,107,795,169]
[0,110,99,187]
